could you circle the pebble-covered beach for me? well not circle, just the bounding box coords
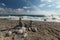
[0,19,60,40]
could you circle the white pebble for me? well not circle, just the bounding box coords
[23,33,27,38]
[8,31,12,35]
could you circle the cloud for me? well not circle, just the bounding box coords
[0,7,26,14]
[56,5,60,8]
[55,1,60,8]
[54,1,60,8]
[0,6,58,15]
[0,1,58,15]
[55,2,60,4]
[29,9,56,15]
[23,6,31,9]
[41,0,53,2]
[47,5,52,7]
[39,4,46,7]
[1,3,6,6]
[0,0,60,16]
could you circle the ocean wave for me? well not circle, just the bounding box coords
[0,16,60,22]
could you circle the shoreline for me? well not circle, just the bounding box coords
[0,16,60,22]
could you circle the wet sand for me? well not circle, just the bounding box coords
[0,19,60,40]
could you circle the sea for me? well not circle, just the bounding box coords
[0,14,60,22]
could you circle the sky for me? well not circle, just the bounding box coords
[0,0,60,15]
